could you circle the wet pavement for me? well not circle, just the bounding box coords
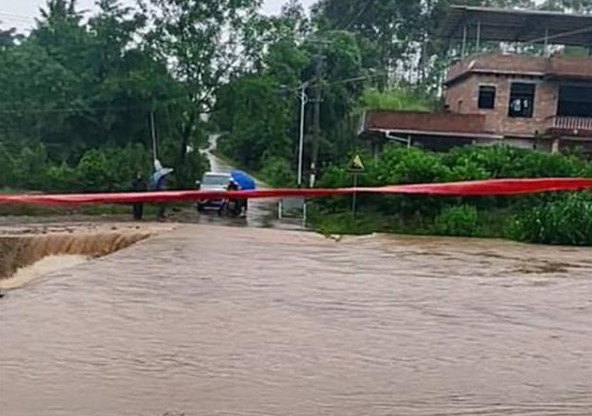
[202,134,279,229]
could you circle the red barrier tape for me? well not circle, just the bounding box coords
[1,178,592,206]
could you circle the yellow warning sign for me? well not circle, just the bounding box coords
[348,153,365,172]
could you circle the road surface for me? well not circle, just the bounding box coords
[201,134,280,228]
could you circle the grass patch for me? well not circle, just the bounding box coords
[308,206,514,240]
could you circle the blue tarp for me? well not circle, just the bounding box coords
[231,170,256,190]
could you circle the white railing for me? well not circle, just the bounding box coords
[550,116,592,132]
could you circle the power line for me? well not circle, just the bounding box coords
[0,95,189,115]
[0,71,388,116]
[342,0,375,31]
[0,11,34,20]
[0,12,34,24]
[524,25,592,45]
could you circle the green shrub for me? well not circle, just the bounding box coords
[0,143,15,188]
[75,149,115,191]
[261,157,296,188]
[46,163,78,192]
[510,193,592,246]
[361,89,434,112]
[13,144,49,189]
[434,205,480,237]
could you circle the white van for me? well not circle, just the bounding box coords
[197,172,231,210]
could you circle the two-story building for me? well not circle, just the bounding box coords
[361,6,592,155]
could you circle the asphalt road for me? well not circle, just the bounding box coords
[200,135,278,228]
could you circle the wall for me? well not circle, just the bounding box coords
[447,54,592,84]
[445,74,558,137]
[447,54,547,84]
[366,111,487,134]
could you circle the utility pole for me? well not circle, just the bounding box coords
[297,82,309,188]
[150,104,158,164]
[310,45,324,188]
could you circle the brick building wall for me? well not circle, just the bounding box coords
[366,111,486,134]
[447,54,547,84]
[445,74,558,137]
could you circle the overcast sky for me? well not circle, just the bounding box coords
[0,0,316,31]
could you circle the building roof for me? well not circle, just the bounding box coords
[441,6,592,47]
[445,54,592,85]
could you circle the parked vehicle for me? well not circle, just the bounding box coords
[197,172,231,211]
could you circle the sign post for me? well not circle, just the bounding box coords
[347,153,365,218]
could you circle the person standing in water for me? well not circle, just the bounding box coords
[151,160,173,221]
[155,174,168,220]
[131,171,147,220]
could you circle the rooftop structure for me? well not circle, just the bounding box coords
[441,6,592,50]
[360,7,592,155]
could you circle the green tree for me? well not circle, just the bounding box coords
[217,76,292,171]
[0,0,208,191]
[540,0,592,12]
[146,0,261,180]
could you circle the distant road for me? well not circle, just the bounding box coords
[202,134,275,228]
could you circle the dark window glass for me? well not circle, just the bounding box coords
[558,84,592,117]
[508,83,536,118]
[478,86,496,109]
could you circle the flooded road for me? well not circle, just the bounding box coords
[1,225,591,416]
[203,135,278,228]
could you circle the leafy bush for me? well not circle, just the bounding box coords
[0,144,15,188]
[434,205,480,237]
[261,157,296,188]
[75,149,115,191]
[1,141,206,193]
[510,193,592,246]
[311,145,592,245]
[13,144,49,190]
[361,88,435,112]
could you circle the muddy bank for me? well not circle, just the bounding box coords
[0,232,150,281]
[0,222,175,288]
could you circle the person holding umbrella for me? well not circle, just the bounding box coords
[131,170,147,220]
[151,160,173,220]
[230,170,256,216]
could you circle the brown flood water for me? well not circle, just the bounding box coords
[1,225,591,416]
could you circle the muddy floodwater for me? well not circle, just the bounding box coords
[1,224,591,416]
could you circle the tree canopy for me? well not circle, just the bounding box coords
[0,0,588,191]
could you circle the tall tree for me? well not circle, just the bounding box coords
[540,0,592,12]
[146,0,261,175]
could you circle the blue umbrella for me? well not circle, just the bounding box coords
[231,170,256,190]
[152,168,174,190]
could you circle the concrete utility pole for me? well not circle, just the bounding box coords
[297,82,309,188]
[310,45,324,188]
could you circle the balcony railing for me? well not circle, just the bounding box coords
[547,116,592,135]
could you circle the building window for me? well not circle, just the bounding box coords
[508,83,536,118]
[478,86,496,109]
[558,84,592,117]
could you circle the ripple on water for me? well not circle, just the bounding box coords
[1,225,591,416]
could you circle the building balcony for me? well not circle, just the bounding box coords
[547,116,592,137]
[364,111,491,136]
[547,56,592,81]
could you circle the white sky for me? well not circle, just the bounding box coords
[0,0,317,31]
